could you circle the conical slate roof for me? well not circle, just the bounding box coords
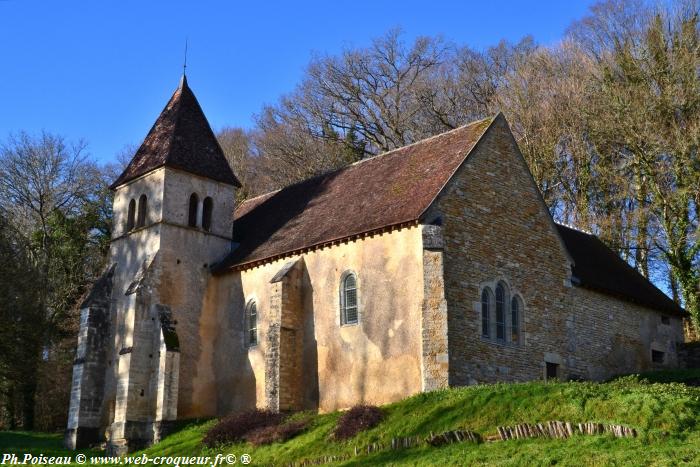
[110,76,241,189]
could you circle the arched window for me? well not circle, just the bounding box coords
[495,283,506,341]
[188,193,198,227]
[136,194,147,228]
[511,296,522,343]
[481,288,491,338]
[340,272,358,325]
[202,197,213,232]
[245,301,258,347]
[126,199,136,231]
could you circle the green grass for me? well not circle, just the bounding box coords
[2,369,700,466]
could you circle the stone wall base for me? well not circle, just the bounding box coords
[64,427,100,450]
[106,421,177,455]
[679,342,700,368]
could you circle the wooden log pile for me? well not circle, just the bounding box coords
[425,429,480,447]
[289,454,351,466]
[496,421,637,441]
[390,435,421,450]
[355,441,386,455]
[291,420,637,465]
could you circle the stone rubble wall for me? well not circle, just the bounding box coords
[434,115,684,385]
[679,342,700,368]
[265,259,305,411]
[420,225,449,391]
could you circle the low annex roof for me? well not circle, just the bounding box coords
[110,76,241,190]
[556,224,685,316]
[212,115,496,272]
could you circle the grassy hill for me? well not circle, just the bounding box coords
[2,369,700,466]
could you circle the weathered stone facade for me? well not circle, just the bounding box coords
[67,81,686,452]
[431,115,682,384]
[66,164,236,452]
[204,225,426,415]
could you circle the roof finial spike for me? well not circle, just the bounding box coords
[183,37,188,77]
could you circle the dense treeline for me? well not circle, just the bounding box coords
[0,0,697,432]
[220,0,700,334]
[0,133,113,430]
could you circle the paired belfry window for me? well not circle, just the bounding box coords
[340,272,359,325]
[187,193,214,231]
[480,281,522,344]
[125,195,148,232]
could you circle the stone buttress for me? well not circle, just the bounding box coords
[265,259,305,412]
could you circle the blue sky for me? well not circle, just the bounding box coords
[0,0,595,164]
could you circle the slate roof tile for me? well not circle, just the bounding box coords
[213,116,495,271]
[111,76,240,189]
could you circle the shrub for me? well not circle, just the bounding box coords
[246,419,309,446]
[332,405,383,440]
[203,409,284,447]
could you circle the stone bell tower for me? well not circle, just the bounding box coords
[65,75,240,453]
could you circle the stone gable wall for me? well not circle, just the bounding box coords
[434,116,684,384]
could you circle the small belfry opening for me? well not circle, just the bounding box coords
[188,193,198,227]
[136,194,148,228]
[126,199,136,231]
[202,197,213,231]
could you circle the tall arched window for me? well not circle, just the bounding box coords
[126,199,136,231]
[340,272,358,325]
[136,195,147,228]
[511,296,522,343]
[245,301,258,347]
[481,288,491,338]
[188,193,198,227]
[495,283,506,341]
[202,197,213,232]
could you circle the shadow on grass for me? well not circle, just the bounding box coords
[0,431,101,457]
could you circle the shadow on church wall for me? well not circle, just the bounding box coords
[301,265,320,411]
[213,272,256,415]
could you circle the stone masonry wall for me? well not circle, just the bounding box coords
[565,287,682,379]
[278,260,304,411]
[435,115,573,385]
[420,225,449,391]
[210,225,425,414]
[435,115,683,384]
[101,165,233,452]
[679,342,700,368]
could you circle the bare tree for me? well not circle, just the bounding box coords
[0,132,108,429]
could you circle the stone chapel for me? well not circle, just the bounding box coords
[65,76,686,452]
